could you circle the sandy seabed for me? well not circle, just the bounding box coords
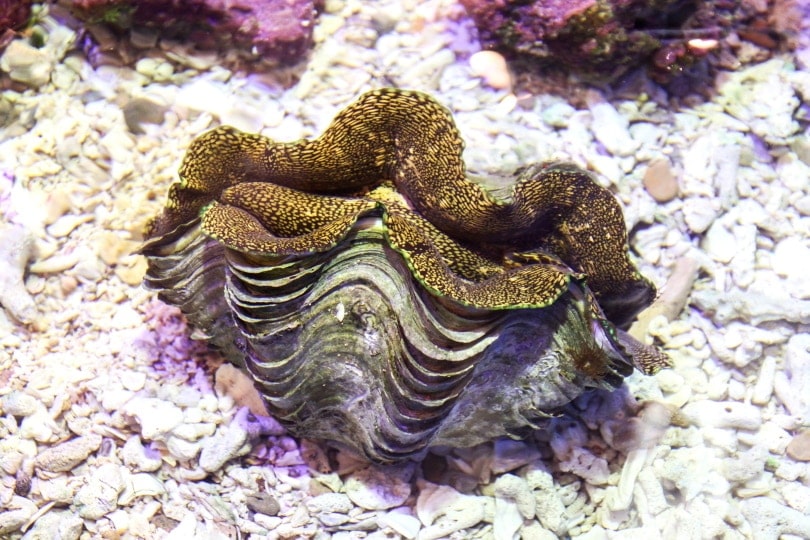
[2,1,810,539]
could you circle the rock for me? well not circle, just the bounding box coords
[29,253,80,274]
[0,497,37,536]
[680,400,762,431]
[0,40,53,88]
[492,439,541,474]
[1,391,41,417]
[772,236,810,281]
[740,496,810,540]
[682,197,717,234]
[588,99,639,157]
[786,430,810,462]
[35,434,102,473]
[117,472,166,505]
[378,510,421,539]
[541,102,576,128]
[415,481,486,540]
[47,214,94,238]
[751,356,777,405]
[494,473,535,519]
[67,0,321,66]
[344,462,415,510]
[123,97,168,134]
[122,396,184,441]
[121,436,163,472]
[458,0,714,83]
[702,221,737,263]
[246,493,280,516]
[493,474,534,540]
[785,334,810,418]
[306,492,353,514]
[20,509,83,540]
[469,50,512,90]
[198,408,252,472]
[523,461,566,535]
[73,463,125,519]
[643,158,678,202]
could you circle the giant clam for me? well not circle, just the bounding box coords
[142,88,667,463]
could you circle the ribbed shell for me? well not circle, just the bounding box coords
[143,217,634,463]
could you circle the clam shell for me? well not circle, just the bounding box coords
[143,217,634,462]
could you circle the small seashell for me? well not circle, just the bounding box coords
[643,157,679,202]
[469,50,512,90]
[345,463,415,510]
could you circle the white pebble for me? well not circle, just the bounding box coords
[46,214,93,238]
[702,221,737,263]
[74,462,125,519]
[0,497,37,536]
[29,253,80,274]
[198,408,251,472]
[121,436,163,472]
[166,435,202,462]
[494,473,535,519]
[741,496,810,540]
[0,225,39,324]
[378,509,421,539]
[588,100,639,157]
[681,400,762,431]
[772,236,810,281]
[20,509,82,539]
[306,492,353,514]
[117,472,166,506]
[415,482,486,540]
[523,462,566,535]
[682,197,717,234]
[122,397,184,441]
[1,391,42,417]
[752,356,777,405]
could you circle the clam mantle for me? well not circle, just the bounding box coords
[141,88,666,462]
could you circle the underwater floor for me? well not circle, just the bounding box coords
[1,1,810,539]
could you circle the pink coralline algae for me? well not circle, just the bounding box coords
[61,0,322,64]
[459,0,711,83]
[0,0,32,41]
